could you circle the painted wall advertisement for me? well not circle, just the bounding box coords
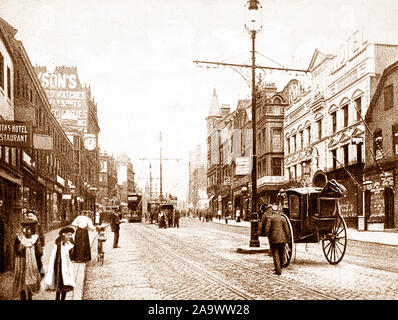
[35,67,88,131]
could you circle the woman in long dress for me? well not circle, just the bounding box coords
[12,217,42,300]
[44,227,75,300]
[70,211,95,263]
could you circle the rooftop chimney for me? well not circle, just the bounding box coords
[220,104,230,118]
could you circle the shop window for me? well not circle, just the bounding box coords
[384,84,393,111]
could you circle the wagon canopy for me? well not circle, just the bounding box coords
[319,179,347,198]
[285,179,347,198]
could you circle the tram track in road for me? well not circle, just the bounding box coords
[134,226,258,300]
[139,223,339,300]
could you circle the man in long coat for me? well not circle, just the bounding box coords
[265,204,291,275]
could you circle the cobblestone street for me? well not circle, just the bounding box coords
[83,218,398,300]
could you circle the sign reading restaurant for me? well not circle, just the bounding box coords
[35,66,88,131]
[0,120,32,148]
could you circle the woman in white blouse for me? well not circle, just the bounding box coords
[70,211,95,263]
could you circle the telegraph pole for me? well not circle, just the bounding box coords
[140,131,182,202]
[194,1,308,247]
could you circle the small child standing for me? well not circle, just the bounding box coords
[44,226,75,300]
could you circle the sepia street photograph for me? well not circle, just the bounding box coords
[0,0,398,314]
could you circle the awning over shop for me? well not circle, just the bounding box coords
[0,167,22,185]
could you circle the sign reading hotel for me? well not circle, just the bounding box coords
[0,120,32,148]
[35,67,88,131]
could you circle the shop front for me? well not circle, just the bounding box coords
[363,171,395,231]
[0,167,22,273]
[326,168,362,229]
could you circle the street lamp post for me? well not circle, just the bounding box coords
[245,0,262,247]
[90,186,98,224]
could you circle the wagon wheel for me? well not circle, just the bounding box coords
[322,214,347,265]
[281,214,294,268]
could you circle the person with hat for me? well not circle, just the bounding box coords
[44,226,75,300]
[264,203,291,275]
[12,217,42,300]
[25,210,45,278]
[71,211,95,262]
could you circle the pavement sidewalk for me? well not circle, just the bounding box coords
[0,227,97,300]
[205,217,398,246]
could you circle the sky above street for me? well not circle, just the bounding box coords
[1,0,398,201]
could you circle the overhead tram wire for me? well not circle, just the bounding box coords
[351,99,388,177]
[330,152,364,191]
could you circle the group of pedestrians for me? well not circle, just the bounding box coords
[11,209,99,300]
[158,208,180,229]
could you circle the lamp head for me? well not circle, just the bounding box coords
[245,0,262,32]
[248,0,259,10]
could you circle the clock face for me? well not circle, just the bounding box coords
[84,136,96,151]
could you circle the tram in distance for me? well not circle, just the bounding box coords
[127,193,142,222]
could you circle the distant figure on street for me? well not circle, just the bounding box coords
[174,210,180,228]
[217,209,222,221]
[71,211,95,262]
[158,211,166,229]
[94,211,101,226]
[44,227,75,300]
[265,203,291,275]
[12,217,42,300]
[111,211,122,248]
[236,209,241,223]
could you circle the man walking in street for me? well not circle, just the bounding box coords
[111,211,121,248]
[265,203,291,275]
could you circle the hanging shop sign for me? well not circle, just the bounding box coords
[0,120,32,148]
[235,157,250,176]
[33,134,53,150]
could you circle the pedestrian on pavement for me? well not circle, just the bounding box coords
[12,217,42,300]
[94,211,101,226]
[111,211,122,248]
[24,210,45,278]
[217,209,222,221]
[158,211,166,229]
[71,211,95,262]
[236,209,241,222]
[44,226,75,300]
[265,203,291,275]
[174,210,180,228]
